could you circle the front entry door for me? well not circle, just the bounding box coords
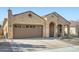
[49,23,54,37]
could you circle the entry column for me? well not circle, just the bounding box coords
[54,24,57,37]
[61,25,65,37]
[67,25,70,36]
[45,22,49,38]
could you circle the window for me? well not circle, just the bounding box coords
[26,25,29,28]
[32,25,35,28]
[14,25,21,28]
[14,25,17,28]
[30,25,32,28]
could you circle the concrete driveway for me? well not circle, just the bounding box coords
[8,38,74,52]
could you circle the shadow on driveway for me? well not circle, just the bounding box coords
[12,43,47,48]
[11,42,47,52]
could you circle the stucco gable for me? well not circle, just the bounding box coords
[43,12,56,18]
[43,12,70,25]
[11,11,45,25]
[13,11,45,21]
[53,12,70,24]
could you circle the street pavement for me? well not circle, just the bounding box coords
[0,39,12,52]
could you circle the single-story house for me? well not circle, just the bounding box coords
[3,9,70,39]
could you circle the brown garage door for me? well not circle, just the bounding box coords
[13,24,43,39]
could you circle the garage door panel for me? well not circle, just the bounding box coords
[13,24,43,39]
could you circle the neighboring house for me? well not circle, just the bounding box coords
[3,9,70,39]
[69,21,79,36]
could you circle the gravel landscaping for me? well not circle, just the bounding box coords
[62,38,79,45]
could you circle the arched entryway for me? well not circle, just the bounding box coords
[57,24,62,37]
[49,22,54,37]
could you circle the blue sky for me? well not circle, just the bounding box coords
[0,7,79,25]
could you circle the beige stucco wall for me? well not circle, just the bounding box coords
[57,16,69,25]
[12,13,44,25]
